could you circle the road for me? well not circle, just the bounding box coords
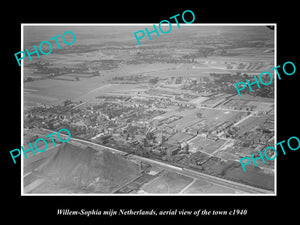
[130,154,272,194]
[197,105,251,113]
[71,101,86,110]
[35,128,273,194]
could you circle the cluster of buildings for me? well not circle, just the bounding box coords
[182,72,275,98]
[24,69,274,189]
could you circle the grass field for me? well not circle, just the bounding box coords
[24,76,145,109]
[182,179,236,194]
[214,150,241,161]
[225,165,274,190]
[189,136,226,154]
[200,108,247,128]
[235,116,268,133]
[141,171,193,193]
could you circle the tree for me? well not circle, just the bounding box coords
[198,47,214,58]
[64,100,71,106]
[196,112,202,118]
[149,77,159,85]
[25,77,34,82]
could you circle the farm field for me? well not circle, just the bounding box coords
[24,76,107,106]
[24,76,146,109]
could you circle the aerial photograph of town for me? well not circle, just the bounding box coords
[22,25,275,195]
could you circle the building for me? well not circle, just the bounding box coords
[166,146,180,160]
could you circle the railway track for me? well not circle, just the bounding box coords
[35,128,274,194]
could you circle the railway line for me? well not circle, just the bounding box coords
[32,128,273,194]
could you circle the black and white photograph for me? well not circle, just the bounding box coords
[4,4,299,224]
[21,24,275,195]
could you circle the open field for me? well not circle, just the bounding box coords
[214,150,240,161]
[235,116,268,133]
[24,76,107,106]
[24,77,146,109]
[24,142,141,194]
[199,108,247,128]
[182,179,236,194]
[223,99,274,112]
[141,171,193,193]
[167,115,202,130]
[231,94,274,103]
[189,136,226,154]
[224,164,274,190]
